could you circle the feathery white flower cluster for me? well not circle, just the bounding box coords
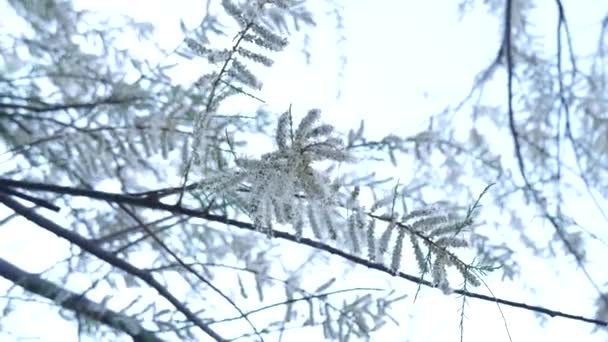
[235,109,352,234]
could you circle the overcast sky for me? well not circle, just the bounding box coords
[1,0,608,341]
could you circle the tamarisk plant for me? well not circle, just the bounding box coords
[192,104,494,294]
[182,3,494,292]
[0,1,505,341]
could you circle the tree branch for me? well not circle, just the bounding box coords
[1,178,607,328]
[0,191,227,342]
[504,0,608,310]
[0,257,163,342]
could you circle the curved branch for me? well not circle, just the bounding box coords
[0,257,163,342]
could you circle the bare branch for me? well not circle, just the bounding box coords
[0,256,164,342]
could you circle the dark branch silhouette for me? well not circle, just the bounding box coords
[1,178,606,329]
[0,191,227,342]
[0,257,164,342]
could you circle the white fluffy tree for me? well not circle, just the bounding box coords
[1,0,607,341]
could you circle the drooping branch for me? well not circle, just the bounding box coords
[0,191,227,342]
[504,0,527,182]
[503,0,608,309]
[0,257,163,342]
[1,178,607,329]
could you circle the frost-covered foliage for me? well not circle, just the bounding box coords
[2,0,607,341]
[200,108,352,234]
[1,1,441,341]
[233,108,352,233]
